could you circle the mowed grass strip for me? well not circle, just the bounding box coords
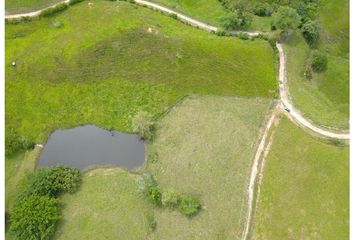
[251,117,349,240]
[147,95,272,239]
[5,0,64,15]
[54,168,154,240]
[284,31,349,129]
[6,0,276,142]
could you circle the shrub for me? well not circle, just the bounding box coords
[304,67,312,80]
[69,0,85,5]
[301,20,319,47]
[253,3,273,17]
[27,166,80,197]
[311,51,328,72]
[39,3,68,18]
[132,111,154,141]
[178,195,201,216]
[5,127,34,156]
[330,138,345,147]
[220,11,252,30]
[168,13,178,19]
[148,187,162,205]
[10,195,61,240]
[161,190,180,208]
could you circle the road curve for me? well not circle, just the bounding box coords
[276,43,349,140]
[5,0,349,140]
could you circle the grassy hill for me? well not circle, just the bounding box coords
[5,0,277,143]
[251,117,349,239]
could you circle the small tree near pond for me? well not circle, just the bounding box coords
[132,111,155,141]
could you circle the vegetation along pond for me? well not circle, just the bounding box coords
[39,125,145,170]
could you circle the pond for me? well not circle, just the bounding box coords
[38,125,145,170]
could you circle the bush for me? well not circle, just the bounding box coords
[132,111,154,141]
[39,3,68,18]
[168,13,178,19]
[148,187,162,205]
[330,138,345,147]
[304,67,312,80]
[178,195,201,216]
[236,32,249,40]
[253,3,273,17]
[161,190,180,208]
[10,195,61,240]
[69,0,85,5]
[301,20,319,47]
[27,166,80,197]
[5,127,34,156]
[220,11,252,30]
[311,51,328,72]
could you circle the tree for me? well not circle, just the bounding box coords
[10,195,61,240]
[132,111,154,141]
[178,195,201,216]
[253,3,274,17]
[220,11,252,30]
[272,6,301,37]
[301,20,319,47]
[311,50,328,72]
[26,166,80,197]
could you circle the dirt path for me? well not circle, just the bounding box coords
[241,105,277,240]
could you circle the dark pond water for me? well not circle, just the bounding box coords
[39,125,145,170]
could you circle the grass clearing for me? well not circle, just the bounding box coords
[5,0,63,15]
[250,117,349,240]
[54,168,154,240]
[6,0,277,143]
[284,31,349,129]
[148,0,227,26]
[147,95,273,239]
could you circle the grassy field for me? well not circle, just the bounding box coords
[147,95,272,239]
[54,168,154,240]
[318,0,349,58]
[284,31,349,129]
[250,117,349,240]
[5,0,277,143]
[5,0,63,15]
